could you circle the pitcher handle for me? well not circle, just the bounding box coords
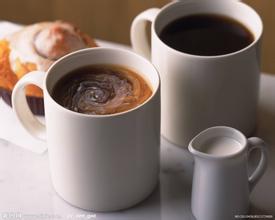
[247,137,268,192]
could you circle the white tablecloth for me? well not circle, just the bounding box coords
[0,22,274,220]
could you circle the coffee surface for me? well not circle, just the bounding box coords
[159,14,254,56]
[52,65,152,115]
[201,137,242,156]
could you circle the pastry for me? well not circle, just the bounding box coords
[0,21,97,115]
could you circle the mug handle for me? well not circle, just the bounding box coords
[247,137,268,191]
[12,71,47,152]
[131,8,160,60]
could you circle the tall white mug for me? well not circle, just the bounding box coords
[12,48,160,211]
[131,0,263,147]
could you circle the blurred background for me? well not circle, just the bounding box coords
[0,0,274,73]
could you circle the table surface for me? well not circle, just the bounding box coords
[0,22,275,220]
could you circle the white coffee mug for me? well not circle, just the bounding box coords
[188,126,268,220]
[131,0,263,147]
[12,48,160,211]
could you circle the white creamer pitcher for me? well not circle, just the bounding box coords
[188,126,268,220]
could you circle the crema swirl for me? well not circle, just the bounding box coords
[52,65,152,115]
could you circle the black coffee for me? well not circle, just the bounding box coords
[159,14,254,56]
[51,64,152,115]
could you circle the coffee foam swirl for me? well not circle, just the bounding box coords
[52,65,152,115]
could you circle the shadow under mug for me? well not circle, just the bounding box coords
[131,0,263,148]
[12,48,161,211]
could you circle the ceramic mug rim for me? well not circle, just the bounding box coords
[188,126,248,160]
[44,47,160,118]
[152,0,263,59]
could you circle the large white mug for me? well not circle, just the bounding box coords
[12,48,160,211]
[188,126,268,220]
[131,0,263,147]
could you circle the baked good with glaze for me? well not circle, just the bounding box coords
[0,21,97,115]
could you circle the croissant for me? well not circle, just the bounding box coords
[0,21,97,115]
